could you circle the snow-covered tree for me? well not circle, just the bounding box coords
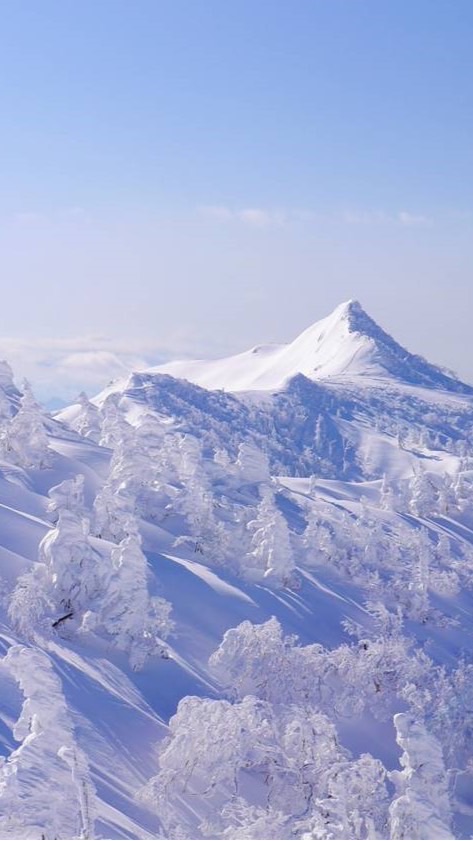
[210,617,325,708]
[235,442,270,485]
[93,414,172,538]
[389,713,453,840]
[92,427,144,541]
[99,394,132,449]
[408,466,438,518]
[172,434,232,562]
[308,753,388,839]
[71,391,102,442]
[47,474,87,522]
[0,361,16,425]
[142,694,357,839]
[0,380,49,469]
[303,509,323,566]
[9,508,101,637]
[391,527,433,623]
[0,646,96,840]
[452,467,472,514]
[88,518,173,669]
[210,616,431,723]
[380,473,395,511]
[244,487,296,586]
[144,642,392,840]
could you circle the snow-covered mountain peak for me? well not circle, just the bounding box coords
[143,300,471,395]
[324,297,363,321]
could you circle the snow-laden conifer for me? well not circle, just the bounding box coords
[245,486,296,586]
[1,380,49,469]
[389,713,453,840]
[91,516,174,669]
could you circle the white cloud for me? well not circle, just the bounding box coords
[237,208,286,227]
[199,204,435,229]
[342,209,433,227]
[397,211,433,227]
[0,327,234,406]
[0,336,167,405]
[198,205,287,228]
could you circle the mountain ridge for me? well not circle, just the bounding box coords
[141,300,472,395]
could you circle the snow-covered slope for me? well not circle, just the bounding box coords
[146,300,472,394]
[2,304,473,839]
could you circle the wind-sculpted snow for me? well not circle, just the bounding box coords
[2,305,473,837]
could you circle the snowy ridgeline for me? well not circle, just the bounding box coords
[0,334,473,840]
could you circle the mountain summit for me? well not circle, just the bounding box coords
[150,300,470,394]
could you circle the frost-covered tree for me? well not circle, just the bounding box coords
[142,694,363,839]
[0,380,49,469]
[172,434,232,562]
[210,617,431,723]
[452,467,472,514]
[92,481,133,543]
[389,713,453,840]
[0,361,16,425]
[379,473,395,511]
[176,470,216,544]
[11,487,173,667]
[408,466,438,518]
[88,518,174,669]
[399,657,473,770]
[143,651,391,840]
[9,508,101,637]
[308,753,389,840]
[209,617,313,704]
[93,414,175,539]
[244,487,296,586]
[0,646,96,840]
[308,473,318,496]
[99,394,132,449]
[47,474,87,522]
[92,427,144,541]
[235,442,270,485]
[303,509,327,567]
[71,391,102,442]
[409,528,431,622]
[213,447,233,472]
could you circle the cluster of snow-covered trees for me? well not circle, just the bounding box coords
[301,469,473,626]
[144,693,390,839]
[9,470,173,669]
[142,615,461,839]
[89,403,297,587]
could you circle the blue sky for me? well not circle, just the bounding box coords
[0,1,472,400]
